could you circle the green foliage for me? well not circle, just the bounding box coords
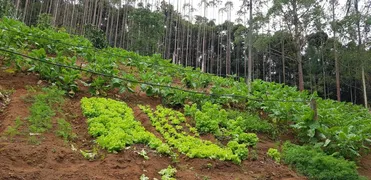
[80,149,97,161]
[4,116,23,137]
[127,8,165,55]
[185,102,271,141]
[137,149,149,160]
[37,13,53,30]
[139,105,244,164]
[1,17,371,161]
[235,133,259,147]
[84,24,108,49]
[28,87,64,133]
[159,165,177,180]
[81,97,171,154]
[267,148,281,163]
[4,126,20,137]
[227,141,249,160]
[182,72,210,89]
[0,0,15,18]
[282,142,363,180]
[140,174,150,180]
[56,119,76,141]
[28,136,41,145]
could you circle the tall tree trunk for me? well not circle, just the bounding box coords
[48,0,53,14]
[98,0,103,29]
[247,0,253,91]
[362,67,368,108]
[62,1,69,27]
[27,0,35,25]
[281,35,285,84]
[210,29,215,73]
[109,7,115,46]
[53,0,60,26]
[39,0,44,17]
[23,0,29,23]
[70,0,75,33]
[332,0,340,101]
[15,0,20,17]
[92,0,98,26]
[106,6,111,42]
[201,3,207,72]
[293,0,304,91]
[114,3,120,47]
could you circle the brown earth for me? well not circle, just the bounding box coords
[0,70,366,180]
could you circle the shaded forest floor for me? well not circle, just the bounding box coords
[0,70,368,180]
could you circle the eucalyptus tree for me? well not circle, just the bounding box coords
[217,7,226,75]
[225,1,233,75]
[113,0,121,47]
[200,0,209,72]
[330,0,341,101]
[342,0,371,107]
[268,0,322,91]
[208,0,221,73]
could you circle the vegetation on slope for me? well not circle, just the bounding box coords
[0,17,370,179]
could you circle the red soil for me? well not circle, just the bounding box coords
[0,70,328,180]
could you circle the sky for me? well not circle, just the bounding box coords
[168,0,349,25]
[170,0,244,24]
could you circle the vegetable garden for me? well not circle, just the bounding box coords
[0,17,371,179]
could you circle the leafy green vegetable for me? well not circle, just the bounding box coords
[159,165,177,180]
[81,97,171,154]
[267,148,281,163]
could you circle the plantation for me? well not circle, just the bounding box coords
[0,15,371,180]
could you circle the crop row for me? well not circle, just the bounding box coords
[81,97,171,154]
[139,105,249,164]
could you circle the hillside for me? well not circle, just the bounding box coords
[0,18,370,179]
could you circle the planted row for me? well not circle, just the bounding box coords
[81,97,171,154]
[184,102,270,144]
[139,105,249,164]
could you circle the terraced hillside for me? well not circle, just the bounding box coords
[0,18,370,179]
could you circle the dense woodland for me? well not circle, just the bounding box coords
[1,0,371,106]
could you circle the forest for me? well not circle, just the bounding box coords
[2,0,371,105]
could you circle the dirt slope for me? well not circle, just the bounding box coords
[0,71,308,180]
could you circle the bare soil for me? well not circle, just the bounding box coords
[0,70,366,180]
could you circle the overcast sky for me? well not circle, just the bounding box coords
[167,0,349,25]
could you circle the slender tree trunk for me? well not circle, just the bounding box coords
[109,7,115,46]
[15,0,20,17]
[70,0,75,33]
[62,1,68,27]
[106,6,111,42]
[48,0,53,14]
[23,0,29,23]
[39,0,44,16]
[331,0,340,101]
[282,35,285,84]
[210,29,215,73]
[201,3,207,72]
[362,67,368,108]
[293,0,304,91]
[53,0,60,26]
[27,0,35,25]
[92,0,98,26]
[114,3,120,47]
[247,0,253,91]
